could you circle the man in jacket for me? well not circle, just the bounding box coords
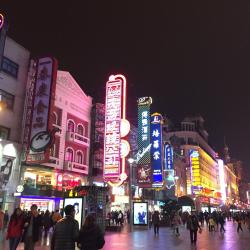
[187,212,201,244]
[51,205,79,250]
[23,204,42,250]
[152,211,160,235]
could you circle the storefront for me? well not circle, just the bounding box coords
[19,196,63,212]
[110,185,129,213]
[18,165,87,211]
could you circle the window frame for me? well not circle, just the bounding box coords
[1,56,19,78]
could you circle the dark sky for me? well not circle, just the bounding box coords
[2,1,250,179]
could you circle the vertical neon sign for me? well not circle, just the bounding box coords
[164,143,175,189]
[103,74,130,187]
[151,113,163,187]
[189,150,201,194]
[218,159,226,203]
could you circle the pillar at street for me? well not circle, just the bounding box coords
[128,157,135,232]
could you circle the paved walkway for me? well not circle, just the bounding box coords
[1,221,249,249]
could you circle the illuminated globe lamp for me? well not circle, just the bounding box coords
[0,13,4,30]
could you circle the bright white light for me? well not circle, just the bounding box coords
[218,159,226,203]
[127,158,135,164]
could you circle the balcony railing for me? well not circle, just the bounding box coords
[64,160,88,175]
[66,131,90,146]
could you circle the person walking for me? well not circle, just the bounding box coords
[43,210,52,239]
[172,212,181,237]
[22,204,42,250]
[152,211,160,235]
[237,216,243,233]
[187,213,202,244]
[6,208,24,250]
[77,214,105,250]
[51,205,79,250]
[218,213,226,233]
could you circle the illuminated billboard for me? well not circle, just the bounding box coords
[151,113,163,187]
[63,197,83,229]
[164,143,175,189]
[189,150,201,194]
[25,57,58,163]
[133,202,148,225]
[137,97,152,165]
[218,159,226,202]
[103,75,130,186]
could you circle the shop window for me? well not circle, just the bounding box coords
[65,148,74,162]
[0,89,14,110]
[0,126,10,140]
[76,151,83,164]
[67,120,75,132]
[77,124,84,135]
[1,56,19,78]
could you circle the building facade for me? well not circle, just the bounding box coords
[0,36,30,211]
[19,69,92,211]
[163,116,221,212]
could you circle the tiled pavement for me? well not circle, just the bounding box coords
[1,221,249,250]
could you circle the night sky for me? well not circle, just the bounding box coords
[2,1,250,179]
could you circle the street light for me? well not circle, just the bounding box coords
[128,157,135,232]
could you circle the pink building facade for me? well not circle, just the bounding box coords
[19,70,92,211]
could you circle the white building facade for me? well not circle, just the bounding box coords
[0,36,30,211]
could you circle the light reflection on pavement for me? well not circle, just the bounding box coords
[1,221,250,250]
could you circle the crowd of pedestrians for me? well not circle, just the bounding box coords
[0,204,105,250]
[148,209,250,245]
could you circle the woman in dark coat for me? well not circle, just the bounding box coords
[78,215,105,250]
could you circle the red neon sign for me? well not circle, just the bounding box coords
[103,74,130,186]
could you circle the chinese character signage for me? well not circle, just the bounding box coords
[164,143,175,189]
[189,150,201,194]
[92,103,105,176]
[137,97,152,165]
[27,57,58,162]
[151,113,163,186]
[103,75,130,185]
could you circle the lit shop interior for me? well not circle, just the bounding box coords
[19,167,87,211]
[110,185,129,213]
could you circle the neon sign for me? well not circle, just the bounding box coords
[189,150,201,194]
[151,113,163,187]
[0,14,4,30]
[164,143,175,189]
[103,74,130,186]
[137,97,152,165]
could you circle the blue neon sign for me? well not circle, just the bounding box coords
[151,113,163,186]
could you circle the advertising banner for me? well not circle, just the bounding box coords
[164,143,175,189]
[63,197,83,229]
[26,57,58,163]
[189,150,201,194]
[137,164,151,185]
[137,97,152,165]
[151,113,163,186]
[133,202,148,225]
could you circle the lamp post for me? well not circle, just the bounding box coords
[128,157,135,232]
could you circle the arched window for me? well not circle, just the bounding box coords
[67,120,75,132]
[77,124,84,135]
[65,148,74,162]
[76,151,83,164]
[52,112,58,125]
